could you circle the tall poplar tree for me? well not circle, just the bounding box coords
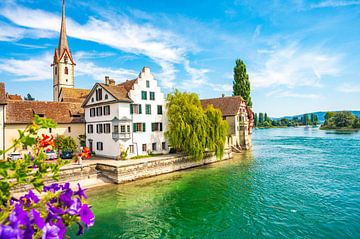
[254,113,258,127]
[233,59,252,107]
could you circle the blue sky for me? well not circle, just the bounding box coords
[0,0,359,117]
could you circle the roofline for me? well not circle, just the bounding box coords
[200,95,245,101]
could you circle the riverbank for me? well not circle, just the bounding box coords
[11,150,233,196]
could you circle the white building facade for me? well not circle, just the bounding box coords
[83,67,168,159]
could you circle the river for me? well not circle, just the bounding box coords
[75,127,360,238]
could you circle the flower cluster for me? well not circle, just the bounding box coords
[0,183,94,239]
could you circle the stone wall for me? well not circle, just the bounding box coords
[97,150,232,184]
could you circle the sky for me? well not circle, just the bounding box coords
[0,0,359,117]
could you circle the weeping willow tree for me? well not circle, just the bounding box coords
[165,90,228,160]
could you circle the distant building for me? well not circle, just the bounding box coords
[201,96,253,150]
[82,67,168,159]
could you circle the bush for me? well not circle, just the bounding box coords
[55,135,78,152]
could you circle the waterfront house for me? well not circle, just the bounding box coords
[82,67,168,159]
[201,96,253,150]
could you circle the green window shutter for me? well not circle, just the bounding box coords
[130,104,133,114]
[157,105,162,115]
[150,92,155,100]
[141,91,147,100]
[151,123,155,132]
[142,123,146,132]
[139,104,142,114]
[160,123,163,131]
[133,123,137,132]
[146,104,151,114]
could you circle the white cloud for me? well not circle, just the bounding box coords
[252,25,262,39]
[0,52,137,83]
[250,43,340,88]
[338,83,360,93]
[266,89,321,99]
[310,0,360,8]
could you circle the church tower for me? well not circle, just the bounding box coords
[52,0,75,102]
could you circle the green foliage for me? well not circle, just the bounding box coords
[54,135,78,152]
[120,147,129,160]
[233,59,252,107]
[259,113,264,123]
[0,115,68,205]
[254,113,258,127]
[321,111,358,129]
[165,90,228,160]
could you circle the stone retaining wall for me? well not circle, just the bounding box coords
[97,150,232,184]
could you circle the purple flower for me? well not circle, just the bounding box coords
[61,183,70,191]
[76,223,84,236]
[19,190,39,207]
[59,189,74,208]
[31,208,45,229]
[0,225,19,239]
[42,222,65,239]
[55,220,66,239]
[67,198,81,216]
[43,184,61,193]
[79,204,95,228]
[74,183,88,199]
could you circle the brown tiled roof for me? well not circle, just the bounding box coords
[60,88,90,103]
[117,79,137,92]
[6,100,84,124]
[98,83,132,102]
[201,96,245,116]
[6,94,23,101]
[0,83,6,105]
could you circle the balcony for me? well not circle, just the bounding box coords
[112,132,131,142]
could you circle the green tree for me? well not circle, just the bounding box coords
[353,117,360,128]
[302,114,310,125]
[165,90,228,160]
[333,111,355,128]
[54,135,78,152]
[24,93,35,101]
[254,113,258,127]
[264,113,269,122]
[233,59,252,107]
[259,113,264,124]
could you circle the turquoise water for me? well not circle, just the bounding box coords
[76,127,360,238]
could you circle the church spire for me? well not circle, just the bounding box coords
[58,0,70,57]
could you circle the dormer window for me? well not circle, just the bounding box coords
[64,67,69,75]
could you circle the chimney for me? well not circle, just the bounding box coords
[105,76,115,85]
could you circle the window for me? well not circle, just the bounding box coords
[162,142,166,150]
[104,105,110,115]
[120,125,126,133]
[104,124,111,134]
[105,94,108,100]
[68,127,71,133]
[141,91,147,100]
[146,80,150,88]
[90,108,96,117]
[113,125,119,133]
[96,107,103,116]
[157,105,163,115]
[127,125,130,132]
[152,123,163,132]
[49,128,52,133]
[91,98,94,103]
[133,123,146,132]
[96,124,103,134]
[64,55,68,64]
[142,144,147,152]
[129,145,134,153]
[64,67,68,75]
[130,104,142,114]
[146,104,151,115]
[150,92,155,101]
[88,124,93,134]
[96,142,103,151]
[96,88,103,101]
[152,143,157,151]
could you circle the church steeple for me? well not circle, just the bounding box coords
[52,0,75,102]
[58,0,70,57]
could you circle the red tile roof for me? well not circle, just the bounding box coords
[6,94,23,101]
[60,88,90,103]
[200,96,245,116]
[6,100,84,124]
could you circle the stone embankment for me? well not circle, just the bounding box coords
[12,150,232,194]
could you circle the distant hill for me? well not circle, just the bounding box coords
[273,111,360,123]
